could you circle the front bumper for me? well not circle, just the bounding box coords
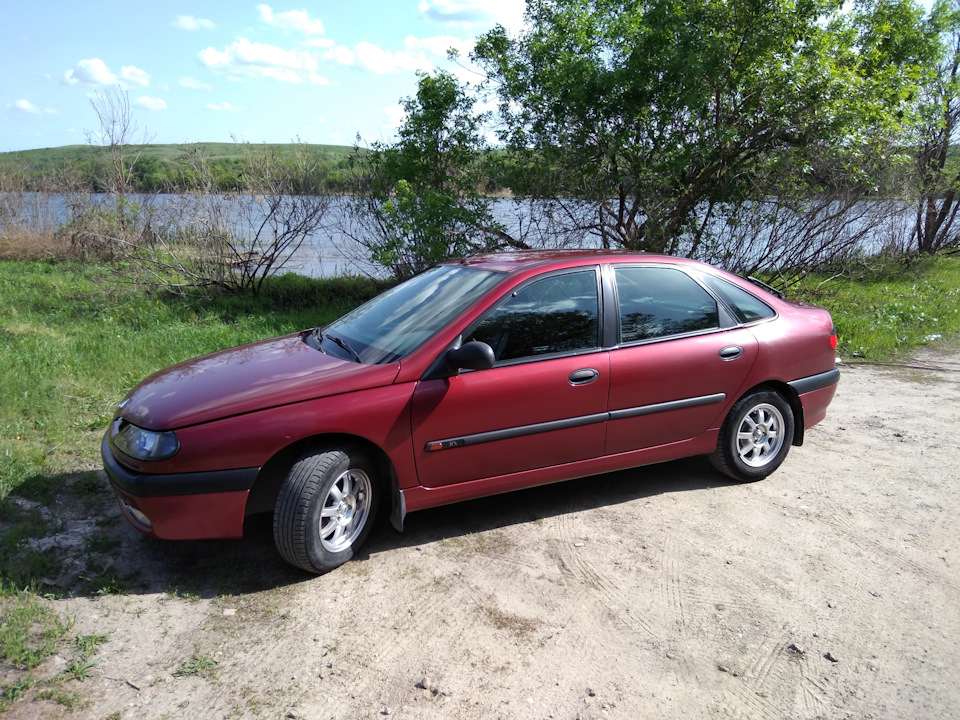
[101,433,259,540]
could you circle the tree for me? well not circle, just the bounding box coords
[473,0,934,258]
[87,87,150,197]
[342,71,521,280]
[908,0,960,253]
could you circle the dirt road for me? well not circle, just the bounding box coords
[12,347,960,719]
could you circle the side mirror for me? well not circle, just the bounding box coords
[446,340,495,372]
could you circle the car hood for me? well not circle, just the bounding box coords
[121,332,401,430]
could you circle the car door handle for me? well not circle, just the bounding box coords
[568,368,600,385]
[719,345,743,360]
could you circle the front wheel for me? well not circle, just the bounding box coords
[273,445,379,573]
[710,390,795,482]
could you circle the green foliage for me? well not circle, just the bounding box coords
[473,0,940,254]
[352,71,513,279]
[794,253,960,359]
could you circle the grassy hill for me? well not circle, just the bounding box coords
[0,142,356,172]
[0,142,361,192]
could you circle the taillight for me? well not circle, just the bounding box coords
[830,324,838,350]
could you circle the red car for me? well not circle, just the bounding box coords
[102,251,839,573]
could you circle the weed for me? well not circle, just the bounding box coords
[62,658,98,681]
[74,633,108,656]
[175,653,219,679]
[84,531,121,554]
[0,676,38,712]
[88,575,130,596]
[36,686,84,710]
[0,591,71,669]
[166,586,202,602]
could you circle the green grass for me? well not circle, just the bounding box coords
[0,591,72,670]
[0,260,381,500]
[793,254,960,361]
[0,591,112,712]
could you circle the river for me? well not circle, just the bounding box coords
[4,191,918,277]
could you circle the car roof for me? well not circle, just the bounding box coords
[447,249,705,275]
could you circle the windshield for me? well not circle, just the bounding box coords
[320,265,504,364]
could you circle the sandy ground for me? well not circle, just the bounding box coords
[9,346,960,720]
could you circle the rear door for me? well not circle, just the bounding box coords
[604,265,758,455]
[411,267,609,488]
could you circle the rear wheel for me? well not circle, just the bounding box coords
[710,390,794,482]
[273,445,379,573]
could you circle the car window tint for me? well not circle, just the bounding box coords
[615,266,719,342]
[697,273,776,324]
[324,265,503,364]
[467,270,599,362]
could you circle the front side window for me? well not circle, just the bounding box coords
[467,269,600,362]
[615,266,719,343]
[322,265,504,364]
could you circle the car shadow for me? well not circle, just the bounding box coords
[361,456,738,558]
[9,457,739,600]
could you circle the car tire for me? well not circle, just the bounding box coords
[273,445,379,573]
[710,390,795,482]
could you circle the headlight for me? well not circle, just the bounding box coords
[113,422,180,461]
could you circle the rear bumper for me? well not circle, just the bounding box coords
[101,433,257,540]
[790,367,840,430]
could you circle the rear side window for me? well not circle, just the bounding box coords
[467,269,599,362]
[615,266,719,343]
[698,274,776,324]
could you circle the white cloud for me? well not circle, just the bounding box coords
[9,99,57,115]
[323,45,355,65]
[199,37,321,83]
[121,66,150,86]
[324,39,450,75]
[62,58,117,86]
[174,15,216,31]
[354,42,432,74]
[206,102,242,112]
[404,34,475,58]
[258,4,324,34]
[134,97,167,111]
[303,38,335,48]
[384,104,406,129]
[179,76,214,91]
[198,47,232,69]
[418,0,525,31]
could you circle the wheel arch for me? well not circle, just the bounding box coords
[734,381,805,447]
[245,433,401,526]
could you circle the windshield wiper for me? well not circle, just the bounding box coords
[325,332,363,363]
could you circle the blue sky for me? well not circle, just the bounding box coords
[0,1,526,152]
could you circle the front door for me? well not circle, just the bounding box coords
[411,268,609,488]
